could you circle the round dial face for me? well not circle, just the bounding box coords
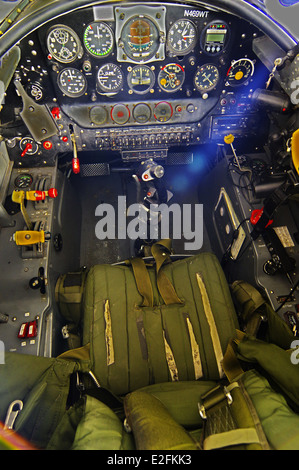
[97,63,123,93]
[15,174,33,189]
[194,64,220,92]
[121,16,159,62]
[127,65,155,94]
[47,25,82,63]
[154,101,173,122]
[167,19,197,55]
[83,22,114,58]
[158,63,185,93]
[19,137,38,155]
[227,58,254,86]
[58,68,87,97]
[90,106,108,125]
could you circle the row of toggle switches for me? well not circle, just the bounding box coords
[97,131,193,149]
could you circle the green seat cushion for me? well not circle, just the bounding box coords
[72,396,134,450]
[139,380,218,428]
[82,253,239,395]
[124,390,199,450]
[243,370,299,450]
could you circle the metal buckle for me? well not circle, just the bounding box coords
[61,325,70,339]
[198,386,233,420]
[4,400,23,430]
[199,403,207,420]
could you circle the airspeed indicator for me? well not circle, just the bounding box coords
[84,22,114,57]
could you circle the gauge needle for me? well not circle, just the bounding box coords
[202,73,213,85]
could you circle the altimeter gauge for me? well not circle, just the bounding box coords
[58,68,87,97]
[194,64,220,92]
[47,25,82,63]
[83,22,114,57]
[167,19,197,55]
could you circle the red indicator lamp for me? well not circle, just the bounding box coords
[72,157,80,174]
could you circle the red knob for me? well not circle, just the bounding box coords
[51,107,60,119]
[47,188,58,198]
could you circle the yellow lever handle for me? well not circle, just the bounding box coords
[13,231,45,246]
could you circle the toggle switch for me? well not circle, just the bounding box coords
[27,320,37,338]
[18,322,29,339]
[21,142,33,157]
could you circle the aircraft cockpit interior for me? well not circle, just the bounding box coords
[0,0,299,451]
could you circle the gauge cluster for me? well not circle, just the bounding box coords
[41,4,234,104]
[6,1,269,165]
[40,3,262,109]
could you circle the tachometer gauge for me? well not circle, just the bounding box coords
[120,16,160,62]
[58,68,87,97]
[128,65,155,94]
[167,19,197,55]
[194,64,220,92]
[227,58,254,86]
[158,63,185,93]
[97,63,123,94]
[83,22,114,58]
[47,25,82,63]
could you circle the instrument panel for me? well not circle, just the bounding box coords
[38,3,266,130]
[5,2,270,164]
[44,5,233,103]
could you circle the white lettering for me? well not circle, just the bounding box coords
[290,79,299,105]
[0,340,4,364]
[184,9,209,18]
[95,197,204,251]
[290,340,299,365]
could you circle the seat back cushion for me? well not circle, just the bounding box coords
[82,252,239,395]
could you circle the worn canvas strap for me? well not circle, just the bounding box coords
[199,331,270,450]
[151,239,183,305]
[128,239,183,306]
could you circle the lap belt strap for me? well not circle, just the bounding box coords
[198,331,270,450]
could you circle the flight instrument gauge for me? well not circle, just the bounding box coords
[167,19,197,55]
[194,64,220,92]
[120,16,160,62]
[158,63,185,93]
[128,65,155,94]
[15,174,33,189]
[47,25,82,63]
[83,22,114,57]
[227,58,254,86]
[58,68,87,97]
[97,63,123,94]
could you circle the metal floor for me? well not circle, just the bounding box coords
[72,163,212,267]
